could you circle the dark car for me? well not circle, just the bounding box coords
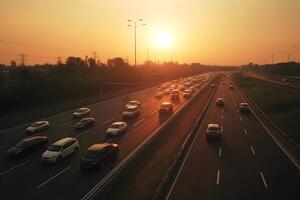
[80,143,119,169]
[75,117,95,129]
[8,136,48,158]
[159,102,174,115]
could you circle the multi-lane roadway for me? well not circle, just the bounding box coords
[166,75,300,200]
[0,73,214,200]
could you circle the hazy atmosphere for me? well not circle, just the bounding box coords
[1,0,299,65]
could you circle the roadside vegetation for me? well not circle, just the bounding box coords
[235,74,300,144]
[0,57,229,114]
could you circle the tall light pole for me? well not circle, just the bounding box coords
[128,19,146,67]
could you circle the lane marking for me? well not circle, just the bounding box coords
[0,160,31,176]
[142,102,149,106]
[240,117,242,121]
[250,145,256,155]
[221,115,224,120]
[37,166,71,188]
[243,128,248,135]
[150,110,157,116]
[221,126,223,132]
[216,170,220,185]
[222,109,224,112]
[219,147,222,157]
[76,130,91,138]
[134,118,145,126]
[260,171,268,188]
[103,118,114,125]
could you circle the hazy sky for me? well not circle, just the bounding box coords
[0,0,299,66]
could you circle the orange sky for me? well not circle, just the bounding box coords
[0,0,300,66]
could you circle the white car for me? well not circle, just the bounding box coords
[26,121,50,134]
[122,106,140,119]
[73,108,91,118]
[206,124,222,139]
[126,101,140,109]
[41,137,79,163]
[216,98,224,106]
[155,92,163,98]
[106,122,128,136]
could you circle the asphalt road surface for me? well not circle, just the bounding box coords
[0,72,214,200]
[166,76,300,200]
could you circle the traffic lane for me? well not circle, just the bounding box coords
[16,83,205,199]
[0,85,158,142]
[230,83,300,200]
[168,81,264,200]
[211,84,267,200]
[0,85,161,156]
[0,80,206,199]
[168,83,225,200]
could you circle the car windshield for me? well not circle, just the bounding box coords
[110,124,121,129]
[84,149,104,159]
[48,144,62,152]
[16,140,29,148]
[31,122,42,127]
[78,108,87,113]
[129,101,137,105]
[209,127,220,131]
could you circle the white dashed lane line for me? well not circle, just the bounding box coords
[250,145,256,155]
[260,171,268,188]
[243,128,248,135]
[216,170,220,185]
[103,118,114,125]
[0,160,31,176]
[134,118,145,126]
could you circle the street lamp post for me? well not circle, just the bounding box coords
[128,19,146,67]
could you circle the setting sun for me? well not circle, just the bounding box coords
[152,30,173,50]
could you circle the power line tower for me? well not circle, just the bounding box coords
[19,54,27,67]
[57,56,62,65]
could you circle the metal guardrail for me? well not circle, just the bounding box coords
[81,77,218,200]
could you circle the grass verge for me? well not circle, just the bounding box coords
[234,73,300,144]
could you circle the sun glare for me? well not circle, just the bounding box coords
[152,30,173,49]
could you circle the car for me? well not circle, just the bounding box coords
[80,143,119,169]
[122,106,140,119]
[216,98,224,106]
[155,92,163,98]
[75,117,95,129]
[126,100,140,109]
[206,124,222,139]
[229,84,234,89]
[159,102,173,115]
[106,122,128,136]
[189,87,195,93]
[182,90,192,99]
[239,103,250,113]
[210,84,216,88]
[164,89,170,95]
[170,90,180,100]
[26,121,50,134]
[8,136,48,158]
[195,84,201,88]
[73,108,91,118]
[41,137,79,163]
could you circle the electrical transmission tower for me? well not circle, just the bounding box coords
[19,54,27,66]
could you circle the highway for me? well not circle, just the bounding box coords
[166,75,300,200]
[0,72,214,200]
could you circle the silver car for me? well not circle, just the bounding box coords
[26,121,50,134]
[106,122,128,136]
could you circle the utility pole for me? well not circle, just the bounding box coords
[19,54,26,67]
